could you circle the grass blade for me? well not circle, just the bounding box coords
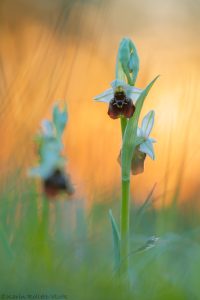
[109,209,121,269]
[137,183,157,217]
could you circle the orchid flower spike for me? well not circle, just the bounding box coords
[131,110,156,175]
[94,79,142,119]
[29,103,74,197]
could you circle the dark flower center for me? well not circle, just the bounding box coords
[108,90,135,119]
[112,91,128,108]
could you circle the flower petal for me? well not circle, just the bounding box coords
[149,137,156,143]
[141,110,155,137]
[28,165,53,179]
[127,86,143,103]
[41,120,54,137]
[139,139,155,160]
[94,88,113,103]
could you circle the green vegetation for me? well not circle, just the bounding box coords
[0,175,200,299]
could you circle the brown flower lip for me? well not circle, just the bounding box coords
[108,91,135,119]
[118,147,146,176]
[43,169,75,198]
[131,148,146,175]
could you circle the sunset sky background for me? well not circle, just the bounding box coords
[0,0,200,205]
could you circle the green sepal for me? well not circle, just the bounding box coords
[53,103,68,138]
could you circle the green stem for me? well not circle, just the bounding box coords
[120,178,130,274]
[120,116,130,276]
[120,117,127,137]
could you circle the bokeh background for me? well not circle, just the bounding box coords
[0,0,200,205]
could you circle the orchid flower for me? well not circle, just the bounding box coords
[94,79,142,119]
[131,110,156,175]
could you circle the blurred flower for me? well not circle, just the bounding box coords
[28,103,74,198]
[94,79,142,119]
[43,169,75,198]
[41,119,54,137]
[131,110,156,175]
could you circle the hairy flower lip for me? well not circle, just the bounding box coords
[108,98,135,119]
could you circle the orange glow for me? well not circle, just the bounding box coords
[0,0,200,205]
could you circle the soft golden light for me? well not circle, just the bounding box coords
[0,0,200,205]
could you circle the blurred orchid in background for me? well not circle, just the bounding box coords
[94,79,142,119]
[28,102,74,197]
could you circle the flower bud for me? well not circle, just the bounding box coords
[118,38,139,85]
[53,103,67,137]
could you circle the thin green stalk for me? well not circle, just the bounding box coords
[120,178,130,274]
[120,116,130,276]
[120,117,127,137]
